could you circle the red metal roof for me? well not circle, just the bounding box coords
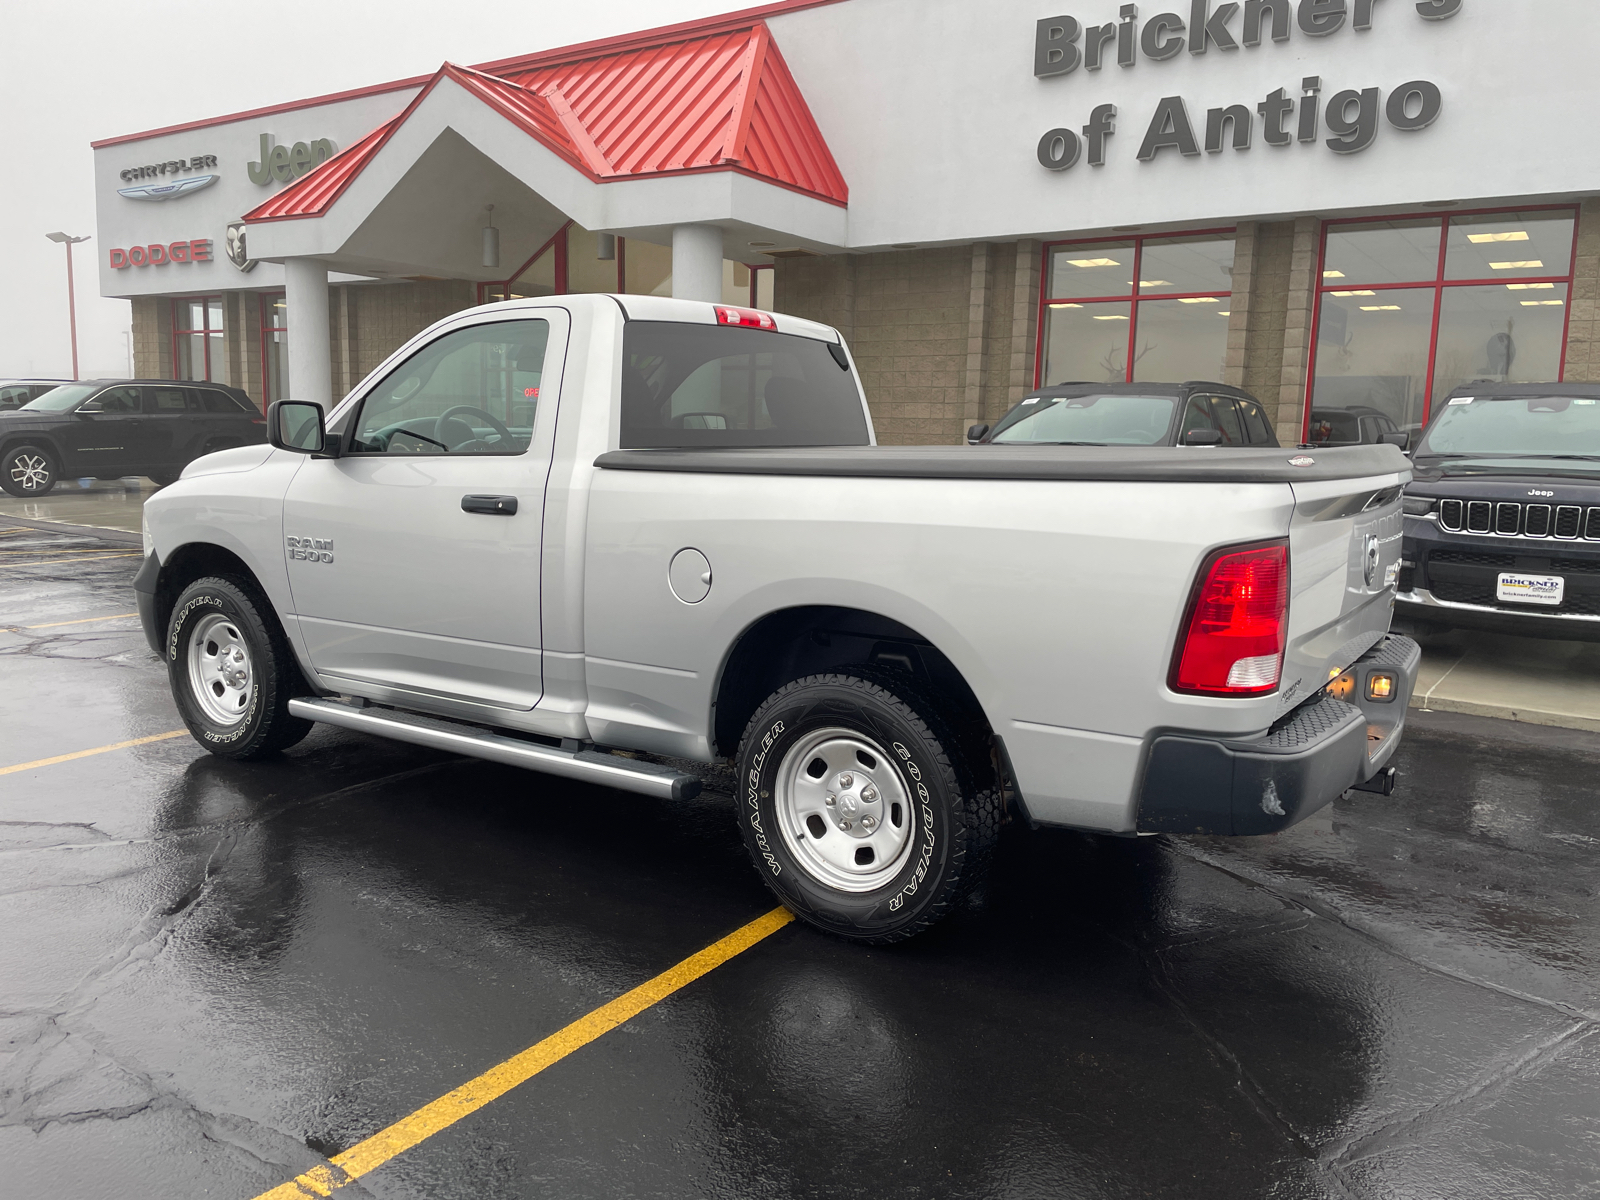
[243,21,846,224]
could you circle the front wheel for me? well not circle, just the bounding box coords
[167,576,313,759]
[2,444,58,497]
[735,673,1001,944]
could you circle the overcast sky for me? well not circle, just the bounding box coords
[0,0,757,380]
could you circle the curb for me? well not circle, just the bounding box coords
[1410,693,1600,736]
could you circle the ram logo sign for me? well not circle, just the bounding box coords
[287,536,334,563]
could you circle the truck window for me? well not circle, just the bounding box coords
[348,319,549,455]
[620,321,869,449]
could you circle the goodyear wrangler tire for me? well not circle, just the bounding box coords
[736,672,999,944]
[167,576,312,760]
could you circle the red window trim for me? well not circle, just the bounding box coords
[170,294,224,383]
[1035,227,1239,388]
[1301,203,1582,443]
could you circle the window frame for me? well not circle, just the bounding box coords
[1304,205,1580,441]
[171,295,224,382]
[343,315,556,458]
[1035,227,1238,387]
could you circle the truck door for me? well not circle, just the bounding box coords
[281,311,565,711]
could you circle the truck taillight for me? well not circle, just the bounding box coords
[715,305,776,330]
[1171,542,1289,696]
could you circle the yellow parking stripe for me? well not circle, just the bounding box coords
[0,730,189,776]
[252,906,795,1199]
[0,552,141,568]
[18,611,140,629]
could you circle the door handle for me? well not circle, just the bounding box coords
[461,494,518,515]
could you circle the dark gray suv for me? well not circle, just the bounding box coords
[0,380,265,497]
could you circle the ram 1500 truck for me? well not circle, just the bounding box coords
[136,294,1420,943]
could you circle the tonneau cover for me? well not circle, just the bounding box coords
[594,444,1409,485]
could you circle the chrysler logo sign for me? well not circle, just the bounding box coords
[118,154,220,202]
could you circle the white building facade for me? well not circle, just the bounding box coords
[92,0,1600,444]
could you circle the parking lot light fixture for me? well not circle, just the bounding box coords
[45,232,92,379]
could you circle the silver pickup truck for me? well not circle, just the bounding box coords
[136,294,1420,942]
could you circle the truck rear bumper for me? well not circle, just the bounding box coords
[1136,635,1421,836]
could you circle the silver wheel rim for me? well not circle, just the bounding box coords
[775,727,916,893]
[187,612,255,727]
[8,453,50,492]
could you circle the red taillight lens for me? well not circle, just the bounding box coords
[1171,542,1289,696]
[715,305,776,330]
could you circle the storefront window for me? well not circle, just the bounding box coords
[1309,209,1577,443]
[1039,233,1235,386]
[261,294,288,404]
[173,296,223,382]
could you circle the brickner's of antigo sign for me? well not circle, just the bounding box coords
[1033,0,1460,170]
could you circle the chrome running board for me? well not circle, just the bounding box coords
[287,697,702,801]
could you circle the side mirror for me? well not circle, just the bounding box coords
[1377,431,1411,451]
[268,400,331,455]
[76,400,104,415]
[1183,428,1224,446]
[967,423,990,445]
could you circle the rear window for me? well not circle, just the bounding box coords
[620,321,868,449]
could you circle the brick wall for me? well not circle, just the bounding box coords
[1562,198,1600,384]
[777,245,1032,445]
[130,296,171,379]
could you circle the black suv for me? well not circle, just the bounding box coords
[969,381,1279,447]
[1398,382,1600,640]
[0,379,265,497]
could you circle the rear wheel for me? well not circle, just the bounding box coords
[735,672,1000,944]
[2,444,57,497]
[167,576,312,759]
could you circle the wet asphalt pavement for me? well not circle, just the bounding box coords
[2,524,1598,1200]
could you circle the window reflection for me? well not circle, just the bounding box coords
[1312,287,1437,437]
[1042,302,1134,384]
[1309,208,1578,443]
[1431,285,1570,407]
[1445,212,1575,282]
[1322,220,1440,288]
[1131,299,1230,384]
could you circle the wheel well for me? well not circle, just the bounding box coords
[1,434,62,462]
[712,606,994,768]
[153,543,261,643]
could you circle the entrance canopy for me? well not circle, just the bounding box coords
[243,21,849,279]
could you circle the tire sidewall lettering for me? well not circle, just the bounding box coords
[170,589,261,745]
[743,691,947,925]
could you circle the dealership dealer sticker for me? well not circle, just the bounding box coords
[1497,572,1565,606]
[1289,455,1316,467]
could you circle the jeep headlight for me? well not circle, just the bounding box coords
[1402,496,1437,517]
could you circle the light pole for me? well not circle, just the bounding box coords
[46,232,91,379]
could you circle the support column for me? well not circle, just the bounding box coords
[284,258,332,409]
[672,225,724,303]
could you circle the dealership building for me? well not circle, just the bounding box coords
[92,0,1598,445]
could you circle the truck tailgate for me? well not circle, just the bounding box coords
[1278,471,1407,718]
